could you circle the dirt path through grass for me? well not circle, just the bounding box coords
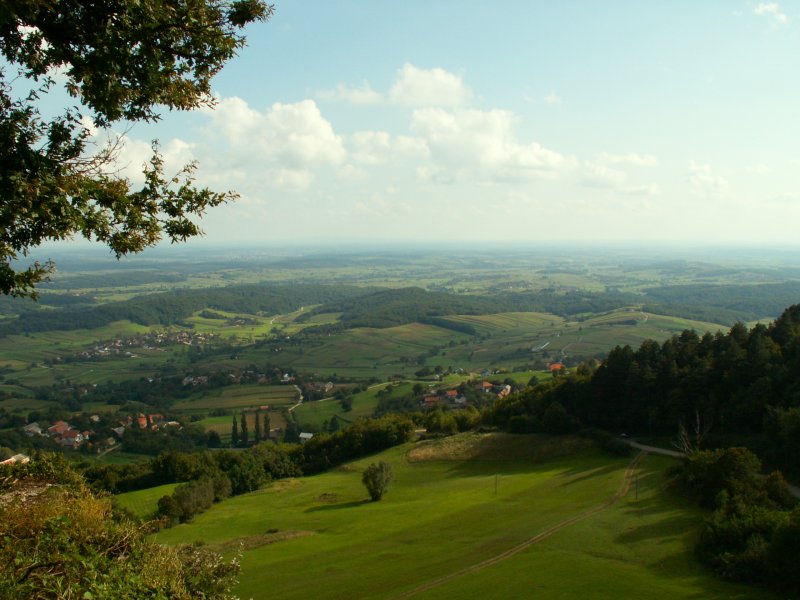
[392,451,646,599]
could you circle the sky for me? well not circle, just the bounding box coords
[99,1,800,246]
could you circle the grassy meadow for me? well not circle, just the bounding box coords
[116,482,178,519]
[155,434,774,600]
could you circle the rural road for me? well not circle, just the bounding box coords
[626,440,683,458]
[287,385,304,413]
[624,440,800,499]
[392,452,647,599]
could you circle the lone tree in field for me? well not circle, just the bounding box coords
[0,0,274,297]
[362,461,394,502]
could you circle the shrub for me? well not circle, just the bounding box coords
[362,461,393,502]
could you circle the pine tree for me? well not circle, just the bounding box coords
[241,413,249,446]
[254,410,262,442]
[231,415,239,448]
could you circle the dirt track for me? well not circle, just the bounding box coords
[392,451,646,599]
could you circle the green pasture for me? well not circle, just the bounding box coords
[428,309,724,372]
[156,433,772,599]
[293,382,407,430]
[244,322,468,380]
[116,483,178,519]
[0,396,57,414]
[171,384,298,413]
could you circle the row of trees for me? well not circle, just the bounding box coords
[231,410,271,446]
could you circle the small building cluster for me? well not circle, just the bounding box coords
[23,420,93,449]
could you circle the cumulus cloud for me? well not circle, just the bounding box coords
[688,161,729,195]
[204,97,346,190]
[754,2,788,23]
[390,63,472,107]
[318,63,471,108]
[349,131,429,165]
[410,107,573,182]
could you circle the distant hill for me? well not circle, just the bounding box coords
[0,284,376,336]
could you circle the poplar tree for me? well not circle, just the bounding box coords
[240,412,249,446]
[231,414,239,448]
[254,410,262,442]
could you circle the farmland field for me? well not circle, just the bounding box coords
[171,384,298,413]
[155,434,775,599]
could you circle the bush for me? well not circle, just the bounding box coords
[362,461,393,502]
[0,455,239,598]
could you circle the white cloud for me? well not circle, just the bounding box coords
[390,63,472,107]
[317,63,472,108]
[204,97,346,190]
[754,2,788,23]
[411,107,573,182]
[317,83,383,105]
[349,131,429,166]
[596,152,658,167]
[688,161,729,195]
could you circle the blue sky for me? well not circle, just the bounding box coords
[110,1,800,245]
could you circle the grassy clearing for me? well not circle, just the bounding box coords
[116,483,178,519]
[293,382,397,430]
[155,434,772,599]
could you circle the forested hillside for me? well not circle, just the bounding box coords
[489,303,800,476]
[643,281,800,324]
[300,286,637,328]
[0,284,375,336]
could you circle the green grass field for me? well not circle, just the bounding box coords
[292,382,412,430]
[116,482,178,519]
[155,434,774,599]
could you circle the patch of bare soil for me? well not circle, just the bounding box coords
[213,530,315,553]
[314,492,339,503]
[407,432,593,463]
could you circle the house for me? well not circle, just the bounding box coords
[60,429,84,448]
[445,389,459,400]
[495,384,512,399]
[23,422,42,437]
[299,432,314,443]
[478,381,494,393]
[47,420,71,436]
[0,453,30,466]
[548,362,566,372]
[423,395,442,407]
[111,426,126,439]
[136,414,148,429]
